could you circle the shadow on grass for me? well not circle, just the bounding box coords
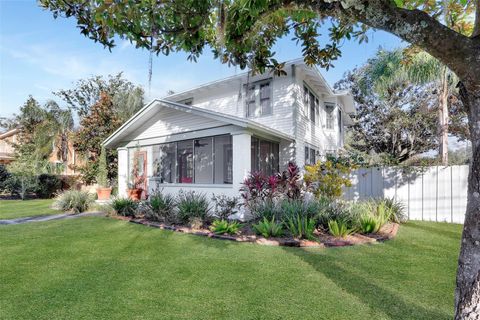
[406,222,462,241]
[283,246,450,320]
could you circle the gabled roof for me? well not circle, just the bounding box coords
[161,59,355,114]
[103,99,294,148]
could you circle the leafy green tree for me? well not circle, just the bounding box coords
[74,93,121,184]
[336,57,438,164]
[40,0,480,316]
[54,72,144,121]
[359,48,469,165]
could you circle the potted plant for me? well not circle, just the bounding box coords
[127,160,145,201]
[96,146,112,200]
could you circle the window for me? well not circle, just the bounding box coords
[151,135,232,185]
[246,80,272,117]
[325,103,335,130]
[305,146,317,165]
[153,143,176,183]
[177,140,193,183]
[214,135,233,184]
[304,84,319,124]
[194,138,213,184]
[251,137,279,175]
[338,109,342,133]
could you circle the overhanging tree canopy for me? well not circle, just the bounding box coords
[39,0,480,318]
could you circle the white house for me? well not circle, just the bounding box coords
[103,59,355,204]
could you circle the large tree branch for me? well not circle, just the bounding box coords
[473,0,480,38]
[346,0,480,83]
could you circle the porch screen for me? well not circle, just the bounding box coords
[151,134,232,184]
[251,137,279,176]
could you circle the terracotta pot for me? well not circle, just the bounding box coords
[96,187,112,201]
[127,188,143,201]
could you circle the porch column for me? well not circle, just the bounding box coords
[231,132,251,188]
[117,147,128,198]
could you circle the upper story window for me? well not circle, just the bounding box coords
[247,80,272,118]
[303,84,319,125]
[325,103,335,130]
[338,109,342,133]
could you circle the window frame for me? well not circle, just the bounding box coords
[146,134,233,185]
[325,102,336,130]
[246,79,273,118]
[251,136,280,176]
[303,82,320,125]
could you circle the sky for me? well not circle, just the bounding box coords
[0,0,404,119]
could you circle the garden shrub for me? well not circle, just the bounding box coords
[0,165,11,192]
[328,219,354,238]
[304,155,357,199]
[209,219,242,235]
[316,201,358,230]
[211,194,239,220]
[251,199,278,221]
[284,213,316,240]
[177,190,210,225]
[55,190,93,213]
[382,197,407,223]
[111,197,138,217]
[146,190,176,223]
[36,174,61,198]
[252,217,283,238]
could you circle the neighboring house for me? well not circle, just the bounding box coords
[104,59,355,207]
[0,127,80,175]
[0,128,19,164]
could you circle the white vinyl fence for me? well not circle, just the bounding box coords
[344,165,469,224]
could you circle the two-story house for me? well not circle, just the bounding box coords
[103,59,355,204]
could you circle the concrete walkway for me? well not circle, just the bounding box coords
[0,212,104,225]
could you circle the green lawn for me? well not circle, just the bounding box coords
[0,199,60,219]
[0,217,461,319]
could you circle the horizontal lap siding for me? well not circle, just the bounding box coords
[127,108,225,141]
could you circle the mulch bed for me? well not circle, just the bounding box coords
[111,215,400,249]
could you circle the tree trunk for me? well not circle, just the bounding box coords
[455,82,480,319]
[439,67,449,165]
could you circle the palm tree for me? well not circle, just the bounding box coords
[360,48,457,165]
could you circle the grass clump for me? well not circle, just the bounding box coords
[55,190,93,214]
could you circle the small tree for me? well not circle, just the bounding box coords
[304,156,358,200]
[97,146,108,188]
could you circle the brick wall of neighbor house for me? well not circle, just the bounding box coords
[0,133,16,164]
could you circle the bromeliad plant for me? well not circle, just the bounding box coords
[253,217,284,238]
[210,219,242,235]
[328,219,355,238]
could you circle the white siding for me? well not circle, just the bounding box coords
[293,70,347,163]
[170,74,296,137]
[127,107,226,141]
